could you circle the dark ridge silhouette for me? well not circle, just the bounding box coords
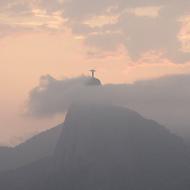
[1,103,190,190]
[0,125,62,172]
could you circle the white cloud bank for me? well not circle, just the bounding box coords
[27,74,190,139]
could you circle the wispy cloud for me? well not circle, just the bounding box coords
[62,0,190,63]
[127,6,162,18]
[0,0,189,63]
[0,0,65,34]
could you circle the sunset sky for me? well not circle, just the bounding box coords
[0,0,190,146]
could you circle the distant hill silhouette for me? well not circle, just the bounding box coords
[0,125,62,172]
[0,103,190,190]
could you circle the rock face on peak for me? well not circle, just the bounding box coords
[1,103,190,190]
[53,104,190,190]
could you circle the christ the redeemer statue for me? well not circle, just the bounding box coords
[90,69,96,78]
[86,69,101,86]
